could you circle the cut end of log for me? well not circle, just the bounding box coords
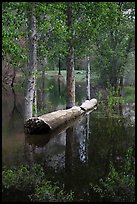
[24,117,51,135]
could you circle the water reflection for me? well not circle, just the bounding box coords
[2,83,135,170]
[2,86,25,167]
[65,113,90,171]
[65,126,80,174]
[24,115,87,170]
[2,80,135,201]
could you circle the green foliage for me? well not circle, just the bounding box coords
[2,164,45,191]
[31,181,74,202]
[37,2,68,60]
[37,107,48,116]
[105,84,135,112]
[2,2,28,66]
[2,2,135,88]
[96,91,103,103]
[90,147,135,202]
[2,164,74,202]
[106,85,124,110]
[91,2,135,86]
[123,86,135,103]
[32,104,37,115]
[96,84,124,114]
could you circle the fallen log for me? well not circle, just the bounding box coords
[24,98,97,134]
[26,114,85,147]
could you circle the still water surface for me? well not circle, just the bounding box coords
[2,77,135,202]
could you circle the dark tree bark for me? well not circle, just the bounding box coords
[58,56,61,75]
[41,57,47,110]
[66,2,75,109]
[58,77,61,95]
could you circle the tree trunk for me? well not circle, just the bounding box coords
[66,2,75,109]
[86,56,91,100]
[58,56,61,75]
[41,57,47,110]
[58,77,61,95]
[33,88,37,117]
[24,3,37,121]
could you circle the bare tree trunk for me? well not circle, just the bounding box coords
[33,88,37,117]
[58,56,61,75]
[41,57,47,110]
[58,77,61,95]
[86,56,91,100]
[66,2,75,109]
[24,3,37,121]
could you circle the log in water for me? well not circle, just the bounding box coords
[24,98,97,134]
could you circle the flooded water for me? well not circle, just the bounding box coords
[2,76,135,202]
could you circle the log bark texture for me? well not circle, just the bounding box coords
[24,98,97,134]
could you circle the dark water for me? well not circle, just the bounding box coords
[2,76,135,202]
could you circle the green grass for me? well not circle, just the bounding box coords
[45,70,99,82]
[45,70,86,81]
[123,86,135,103]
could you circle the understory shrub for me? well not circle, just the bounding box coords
[90,147,135,202]
[2,164,74,202]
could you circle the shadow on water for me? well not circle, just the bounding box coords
[2,78,135,202]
